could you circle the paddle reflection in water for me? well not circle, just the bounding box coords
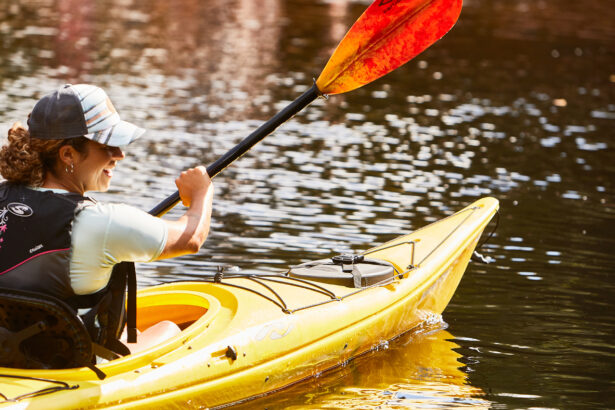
[230,325,489,409]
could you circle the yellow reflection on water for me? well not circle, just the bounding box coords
[233,326,489,409]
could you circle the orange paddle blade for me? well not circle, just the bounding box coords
[316,0,462,95]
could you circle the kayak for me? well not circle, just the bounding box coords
[0,197,498,409]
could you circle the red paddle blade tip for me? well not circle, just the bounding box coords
[316,0,462,95]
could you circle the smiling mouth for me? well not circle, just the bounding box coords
[103,169,113,177]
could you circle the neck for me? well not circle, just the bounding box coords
[43,172,84,195]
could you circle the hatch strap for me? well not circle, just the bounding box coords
[352,265,361,288]
[331,254,365,288]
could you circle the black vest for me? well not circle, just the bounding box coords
[0,182,132,347]
[0,183,88,297]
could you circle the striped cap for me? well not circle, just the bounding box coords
[27,84,145,146]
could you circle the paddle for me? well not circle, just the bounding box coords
[149,0,462,217]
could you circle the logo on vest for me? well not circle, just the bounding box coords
[7,202,34,217]
[29,244,44,253]
[0,202,34,249]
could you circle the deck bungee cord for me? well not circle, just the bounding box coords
[178,205,491,315]
[0,374,78,403]
[471,208,500,264]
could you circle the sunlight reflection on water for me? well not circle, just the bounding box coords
[1,0,614,408]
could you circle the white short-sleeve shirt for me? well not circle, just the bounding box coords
[35,188,168,295]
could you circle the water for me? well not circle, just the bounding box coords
[1,0,613,408]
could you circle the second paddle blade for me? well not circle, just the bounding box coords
[316,0,463,95]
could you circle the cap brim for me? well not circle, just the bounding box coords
[84,120,145,147]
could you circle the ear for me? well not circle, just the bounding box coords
[58,145,77,166]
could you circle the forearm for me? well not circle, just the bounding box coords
[157,186,213,259]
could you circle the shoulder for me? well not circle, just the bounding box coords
[76,202,166,237]
[78,202,138,217]
[77,202,154,225]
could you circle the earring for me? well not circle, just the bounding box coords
[65,163,74,174]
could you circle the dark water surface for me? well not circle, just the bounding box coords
[1,0,613,408]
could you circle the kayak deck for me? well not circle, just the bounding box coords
[0,197,498,409]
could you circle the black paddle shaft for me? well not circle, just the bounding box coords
[149,84,321,216]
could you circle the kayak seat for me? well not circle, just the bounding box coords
[0,287,98,372]
[288,255,397,288]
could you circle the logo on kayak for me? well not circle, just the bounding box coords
[0,202,33,250]
[255,320,294,341]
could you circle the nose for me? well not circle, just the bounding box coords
[110,146,125,160]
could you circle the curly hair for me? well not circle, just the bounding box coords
[0,122,89,186]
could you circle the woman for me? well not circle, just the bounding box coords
[0,84,214,356]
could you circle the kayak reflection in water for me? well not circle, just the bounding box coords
[0,84,214,359]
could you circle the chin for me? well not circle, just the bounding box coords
[92,183,111,193]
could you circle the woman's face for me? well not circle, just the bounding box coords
[73,140,125,193]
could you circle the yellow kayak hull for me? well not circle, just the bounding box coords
[0,197,498,409]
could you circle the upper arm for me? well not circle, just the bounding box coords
[74,203,167,264]
[71,203,167,294]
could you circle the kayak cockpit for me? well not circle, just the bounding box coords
[0,287,221,380]
[135,290,211,330]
